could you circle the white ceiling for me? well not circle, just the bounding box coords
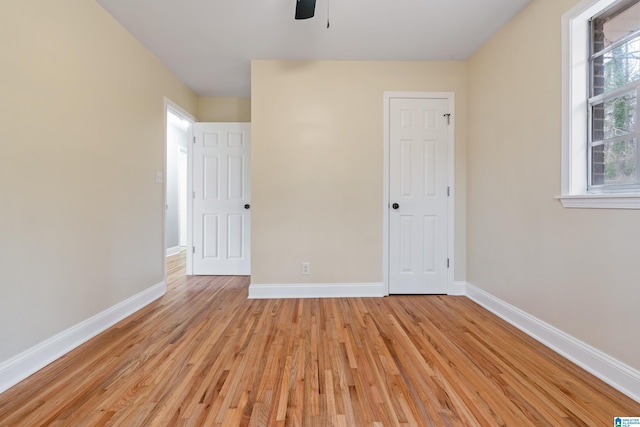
[96,0,532,97]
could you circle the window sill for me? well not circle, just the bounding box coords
[556,193,640,209]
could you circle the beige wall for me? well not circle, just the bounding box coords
[198,97,251,122]
[467,0,640,370]
[251,60,467,285]
[0,0,197,362]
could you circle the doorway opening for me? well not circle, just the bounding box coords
[165,99,195,278]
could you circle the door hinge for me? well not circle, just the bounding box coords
[192,246,196,254]
[193,136,196,144]
[447,258,450,268]
[444,113,451,125]
[447,187,450,197]
[193,191,196,199]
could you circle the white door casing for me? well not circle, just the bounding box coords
[192,123,251,276]
[178,147,188,247]
[387,95,452,294]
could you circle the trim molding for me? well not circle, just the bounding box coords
[465,282,640,403]
[556,194,640,209]
[0,281,166,394]
[4,278,638,403]
[166,246,181,257]
[248,282,385,299]
[449,281,467,296]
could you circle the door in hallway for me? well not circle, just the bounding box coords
[192,123,251,275]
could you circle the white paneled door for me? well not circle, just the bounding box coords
[192,123,251,275]
[389,97,449,294]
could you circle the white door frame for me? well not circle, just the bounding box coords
[178,146,188,248]
[163,97,196,279]
[383,91,456,295]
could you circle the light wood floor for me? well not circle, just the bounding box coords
[1,252,638,426]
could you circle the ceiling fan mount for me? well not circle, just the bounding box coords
[295,0,316,19]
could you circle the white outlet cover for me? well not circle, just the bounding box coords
[301,262,311,275]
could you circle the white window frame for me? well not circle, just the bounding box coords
[559,0,640,209]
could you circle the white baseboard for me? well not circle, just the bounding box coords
[465,282,640,403]
[449,281,467,296]
[248,282,385,299]
[166,246,181,257]
[4,278,638,404]
[0,281,166,395]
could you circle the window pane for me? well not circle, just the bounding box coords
[602,36,640,92]
[592,91,637,141]
[592,1,640,96]
[600,1,640,49]
[593,137,638,185]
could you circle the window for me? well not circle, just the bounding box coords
[561,0,640,208]
[589,0,640,190]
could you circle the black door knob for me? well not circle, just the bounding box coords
[244,204,250,209]
[392,203,399,209]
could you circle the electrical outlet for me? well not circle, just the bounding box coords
[301,262,311,275]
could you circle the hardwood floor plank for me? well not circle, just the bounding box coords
[1,251,638,426]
